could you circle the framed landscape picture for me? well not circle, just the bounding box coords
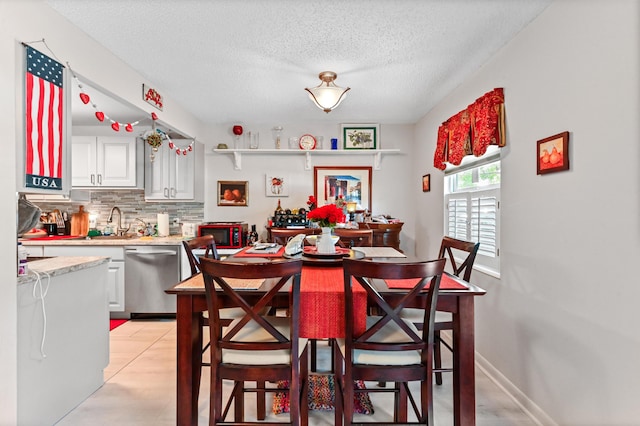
[537,131,569,175]
[341,124,379,150]
[314,166,372,211]
[217,180,248,206]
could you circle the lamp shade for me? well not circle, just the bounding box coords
[305,71,350,113]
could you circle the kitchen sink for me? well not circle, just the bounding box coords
[90,234,139,240]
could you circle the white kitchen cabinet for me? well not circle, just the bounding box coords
[145,140,203,201]
[42,246,125,312]
[72,136,137,187]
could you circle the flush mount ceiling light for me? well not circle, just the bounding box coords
[305,71,350,113]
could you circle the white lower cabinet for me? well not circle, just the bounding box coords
[42,246,125,312]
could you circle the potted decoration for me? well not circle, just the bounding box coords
[306,203,345,254]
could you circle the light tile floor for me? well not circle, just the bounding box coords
[57,319,537,425]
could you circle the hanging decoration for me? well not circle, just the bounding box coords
[144,126,195,162]
[68,64,150,133]
[434,88,505,170]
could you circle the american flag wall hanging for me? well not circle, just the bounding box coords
[24,45,65,190]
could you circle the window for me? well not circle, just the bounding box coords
[444,158,500,273]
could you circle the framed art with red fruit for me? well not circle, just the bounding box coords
[537,131,569,175]
[218,180,248,206]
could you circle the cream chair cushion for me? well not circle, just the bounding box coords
[221,316,308,365]
[336,316,422,366]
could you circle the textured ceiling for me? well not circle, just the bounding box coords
[49,0,550,127]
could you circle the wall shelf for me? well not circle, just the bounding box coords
[211,148,401,170]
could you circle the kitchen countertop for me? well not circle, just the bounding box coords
[17,256,110,285]
[20,235,189,246]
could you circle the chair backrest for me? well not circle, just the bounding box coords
[182,235,220,276]
[199,258,303,359]
[270,228,320,245]
[333,229,374,248]
[342,258,446,360]
[438,236,480,282]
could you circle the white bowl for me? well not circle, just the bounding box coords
[305,235,340,246]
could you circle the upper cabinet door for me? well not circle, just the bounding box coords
[71,136,98,186]
[72,136,136,187]
[144,141,202,202]
[96,137,136,187]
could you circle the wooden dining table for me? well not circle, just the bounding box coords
[166,247,486,426]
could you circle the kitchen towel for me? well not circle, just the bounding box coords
[157,213,169,237]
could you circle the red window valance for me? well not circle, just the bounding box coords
[434,88,506,170]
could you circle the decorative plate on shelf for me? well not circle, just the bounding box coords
[299,134,317,150]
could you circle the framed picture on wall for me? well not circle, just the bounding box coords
[537,131,569,175]
[341,124,379,150]
[217,180,248,206]
[265,174,289,197]
[314,166,372,211]
[422,174,431,192]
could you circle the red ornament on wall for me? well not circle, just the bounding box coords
[111,122,120,132]
[95,111,105,122]
[79,93,90,104]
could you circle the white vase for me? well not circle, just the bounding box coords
[317,227,336,254]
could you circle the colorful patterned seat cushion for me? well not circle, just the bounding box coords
[272,374,373,415]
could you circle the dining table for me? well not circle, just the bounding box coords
[166,245,486,426]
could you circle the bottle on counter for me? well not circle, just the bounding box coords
[17,242,28,276]
[275,199,283,214]
[248,224,259,245]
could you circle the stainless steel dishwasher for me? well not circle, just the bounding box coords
[124,245,180,318]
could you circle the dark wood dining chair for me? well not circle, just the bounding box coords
[270,228,320,246]
[333,228,373,248]
[200,257,308,426]
[335,257,446,425]
[402,236,480,385]
[182,236,268,419]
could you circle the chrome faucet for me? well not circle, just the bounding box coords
[107,206,129,236]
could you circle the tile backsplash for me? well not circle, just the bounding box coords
[30,190,204,235]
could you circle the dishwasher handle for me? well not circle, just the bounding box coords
[125,248,177,256]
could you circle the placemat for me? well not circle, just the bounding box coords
[174,274,264,290]
[233,246,285,258]
[386,274,467,290]
[351,247,406,258]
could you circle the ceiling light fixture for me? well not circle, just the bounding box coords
[305,71,350,113]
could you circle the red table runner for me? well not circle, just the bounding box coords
[385,274,467,290]
[299,266,366,339]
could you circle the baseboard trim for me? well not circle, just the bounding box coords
[439,331,557,426]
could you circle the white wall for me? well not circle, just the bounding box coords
[200,123,417,253]
[415,1,640,424]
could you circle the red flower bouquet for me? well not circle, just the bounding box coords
[306,203,345,228]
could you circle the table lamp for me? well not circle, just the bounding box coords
[346,202,357,224]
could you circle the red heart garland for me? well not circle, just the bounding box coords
[182,150,187,155]
[188,145,193,151]
[111,122,120,131]
[95,111,105,122]
[151,112,158,121]
[79,93,90,104]
[175,148,180,155]
[125,123,133,132]
[168,142,174,149]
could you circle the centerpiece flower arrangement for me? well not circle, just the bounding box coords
[306,203,345,228]
[306,203,345,254]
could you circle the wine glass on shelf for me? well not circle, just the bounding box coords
[232,125,243,149]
